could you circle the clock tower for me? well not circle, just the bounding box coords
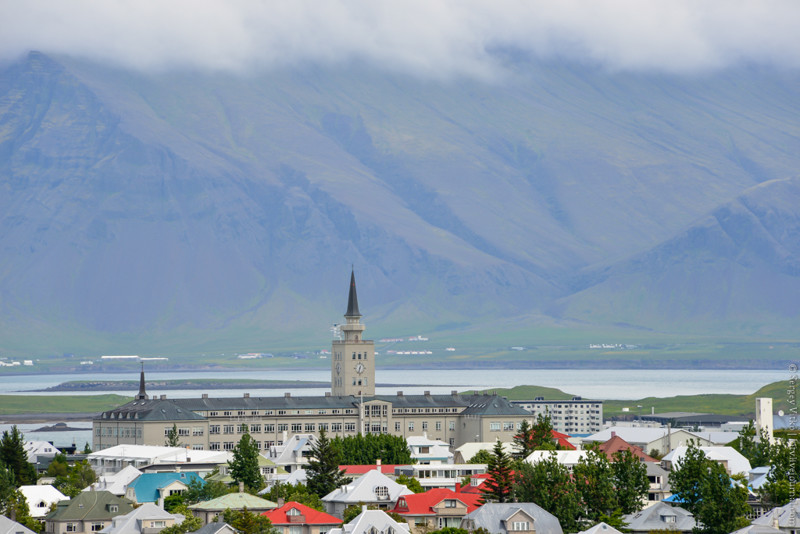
[331,270,375,396]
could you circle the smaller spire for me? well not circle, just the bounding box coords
[136,363,148,400]
[345,269,361,318]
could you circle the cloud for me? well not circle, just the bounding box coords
[1,0,799,77]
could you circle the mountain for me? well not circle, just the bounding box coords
[1,52,799,356]
[552,176,800,336]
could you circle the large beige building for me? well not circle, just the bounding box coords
[94,272,530,451]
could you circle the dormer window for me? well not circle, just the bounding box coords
[287,508,301,516]
[661,514,676,523]
[108,505,118,513]
[375,486,389,499]
[444,500,457,508]
[510,521,530,531]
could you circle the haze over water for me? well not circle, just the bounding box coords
[0,368,782,401]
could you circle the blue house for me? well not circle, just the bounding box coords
[126,472,204,506]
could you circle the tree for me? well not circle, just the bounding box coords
[165,424,181,447]
[733,421,773,467]
[669,443,749,534]
[160,504,203,534]
[332,434,413,465]
[0,426,36,486]
[306,429,350,497]
[229,433,264,491]
[183,475,231,505]
[261,483,325,512]
[513,419,535,460]
[221,508,277,534]
[480,440,514,503]
[610,449,648,515]
[395,474,424,493]
[467,449,494,465]
[573,446,617,523]
[46,455,97,497]
[83,443,92,454]
[513,453,582,533]
[668,444,710,515]
[0,466,40,533]
[530,414,556,451]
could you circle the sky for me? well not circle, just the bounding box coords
[1,1,799,78]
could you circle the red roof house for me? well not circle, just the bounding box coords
[597,434,656,462]
[390,488,482,531]
[262,502,341,534]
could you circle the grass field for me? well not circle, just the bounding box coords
[0,394,130,415]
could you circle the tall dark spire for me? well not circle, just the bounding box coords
[345,269,361,318]
[136,363,148,400]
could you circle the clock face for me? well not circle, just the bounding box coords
[355,363,365,374]
[335,363,342,375]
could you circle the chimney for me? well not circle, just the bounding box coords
[285,392,291,398]
[455,482,461,492]
[424,390,431,396]
[160,394,167,400]
[202,394,208,399]
[377,459,381,467]
[244,393,250,398]
[361,504,367,513]
[278,498,285,508]
[325,392,331,397]
[611,431,616,438]
[451,390,458,396]
[397,391,404,397]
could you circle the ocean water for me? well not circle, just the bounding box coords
[0,367,783,400]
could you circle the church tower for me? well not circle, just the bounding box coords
[331,270,375,396]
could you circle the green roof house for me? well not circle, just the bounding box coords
[45,491,135,534]
[188,492,278,525]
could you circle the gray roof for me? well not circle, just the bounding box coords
[730,526,783,534]
[460,395,531,417]
[622,502,695,533]
[97,391,532,418]
[461,503,563,534]
[98,503,183,534]
[192,523,238,534]
[578,522,624,534]
[752,498,800,527]
[0,515,37,534]
[46,491,135,522]
[98,398,206,421]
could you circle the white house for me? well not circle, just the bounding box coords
[661,446,752,476]
[24,441,60,464]
[99,503,184,534]
[406,434,453,465]
[323,469,413,518]
[18,485,68,518]
[268,434,316,473]
[327,508,410,534]
[87,465,143,496]
[526,450,588,471]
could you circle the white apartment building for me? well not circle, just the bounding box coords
[512,396,603,434]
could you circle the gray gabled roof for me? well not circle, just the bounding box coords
[96,391,526,417]
[461,503,563,534]
[0,515,37,534]
[460,395,531,417]
[192,523,238,534]
[622,502,695,532]
[98,398,206,422]
[46,491,135,522]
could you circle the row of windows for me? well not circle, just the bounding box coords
[489,422,522,432]
[96,427,142,438]
[404,421,456,432]
[208,408,355,417]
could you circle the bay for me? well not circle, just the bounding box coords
[0,368,783,400]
